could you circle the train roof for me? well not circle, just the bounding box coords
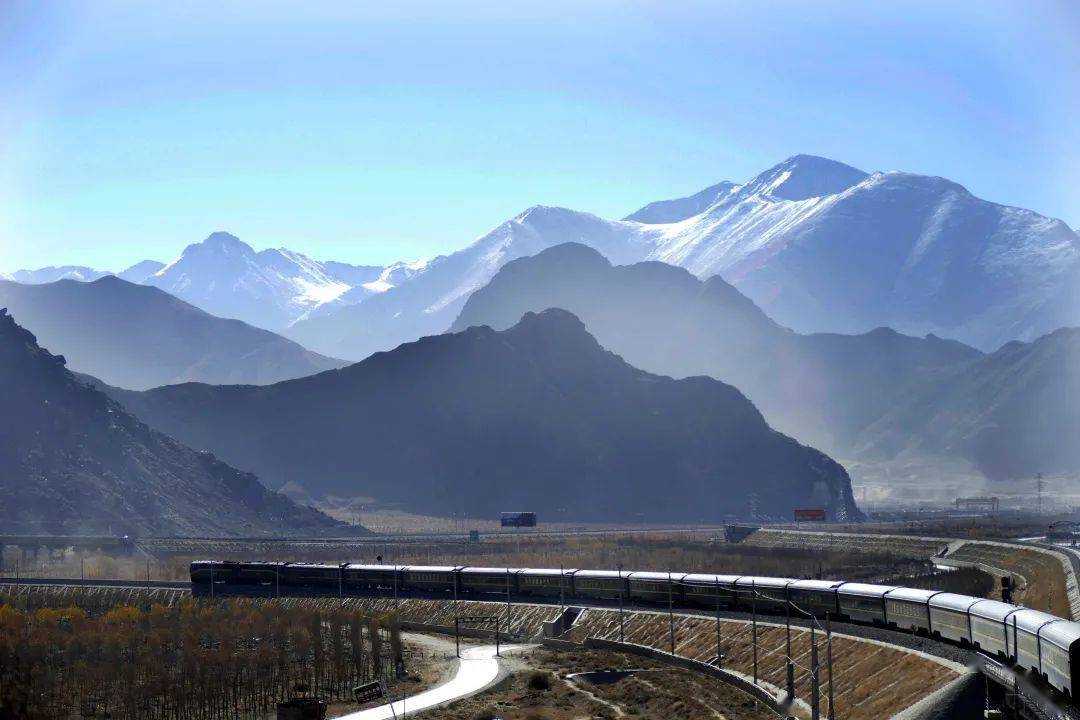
[344,563,406,571]
[460,566,525,575]
[1040,620,1080,650]
[968,599,1021,622]
[681,573,741,585]
[520,567,576,576]
[401,565,460,573]
[884,587,941,603]
[837,582,897,598]
[628,571,687,582]
[288,563,342,570]
[1009,608,1060,634]
[929,593,982,612]
[574,569,628,579]
[790,579,844,591]
[735,576,795,589]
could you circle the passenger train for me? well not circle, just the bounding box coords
[190,561,1080,698]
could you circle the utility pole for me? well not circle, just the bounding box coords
[276,565,280,598]
[752,592,758,685]
[505,569,512,636]
[811,623,820,720]
[827,614,835,720]
[715,575,722,667]
[617,563,624,643]
[785,595,795,701]
[1037,472,1046,515]
[668,570,676,656]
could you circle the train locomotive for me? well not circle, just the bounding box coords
[190,561,1080,698]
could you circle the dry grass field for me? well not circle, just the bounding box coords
[947,542,1073,618]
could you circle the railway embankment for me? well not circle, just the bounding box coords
[560,607,962,720]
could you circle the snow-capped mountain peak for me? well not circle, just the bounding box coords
[143,232,386,329]
[737,154,869,202]
[7,266,112,284]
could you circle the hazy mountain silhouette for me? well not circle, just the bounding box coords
[0,276,345,390]
[857,327,1080,482]
[0,308,352,535]
[451,243,983,458]
[105,309,861,522]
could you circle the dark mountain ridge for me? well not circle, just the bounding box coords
[0,276,345,389]
[0,308,352,536]
[105,309,861,522]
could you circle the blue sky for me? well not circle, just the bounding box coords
[1,0,1078,271]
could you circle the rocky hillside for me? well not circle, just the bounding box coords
[107,309,861,522]
[0,276,344,390]
[0,308,352,535]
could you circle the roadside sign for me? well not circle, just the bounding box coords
[353,681,382,704]
[794,508,827,522]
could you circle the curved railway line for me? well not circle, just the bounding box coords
[8,571,1080,718]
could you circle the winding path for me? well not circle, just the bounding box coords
[336,637,535,719]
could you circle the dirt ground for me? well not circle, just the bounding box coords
[411,646,778,720]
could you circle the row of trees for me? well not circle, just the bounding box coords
[0,596,402,719]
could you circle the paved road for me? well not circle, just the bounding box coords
[336,636,534,719]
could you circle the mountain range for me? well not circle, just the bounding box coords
[451,243,1080,485]
[0,276,344,390]
[11,155,1074,357]
[102,309,862,522]
[287,154,1080,358]
[0,308,353,535]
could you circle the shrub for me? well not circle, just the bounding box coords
[527,671,552,691]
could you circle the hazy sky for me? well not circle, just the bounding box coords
[2,1,1078,271]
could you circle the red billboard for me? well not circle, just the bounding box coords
[794,508,827,522]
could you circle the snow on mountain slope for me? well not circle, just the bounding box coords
[637,158,1080,348]
[10,266,112,284]
[286,206,661,359]
[312,257,432,313]
[625,181,738,224]
[116,260,165,284]
[621,155,1078,349]
[143,232,386,329]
